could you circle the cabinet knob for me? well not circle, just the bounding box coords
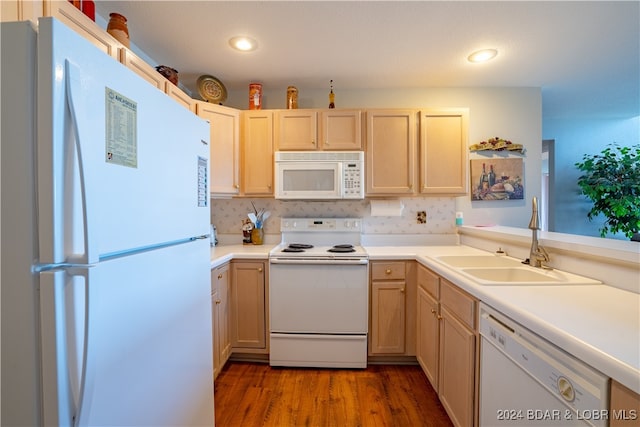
[235,184,240,189]
[215,299,221,304]
[218,274,223,279]
[257,267,263,273]
[437,315,443,320]
[400,288,405,293]
[385,269,392,274]
[431,308,437,315]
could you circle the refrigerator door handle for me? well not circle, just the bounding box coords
[40,268,96,427]
[64,59,97,264]
[69,267,96,427]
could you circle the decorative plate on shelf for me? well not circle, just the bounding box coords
[197,75,227,104]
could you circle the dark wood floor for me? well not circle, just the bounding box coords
[214,361,453,427]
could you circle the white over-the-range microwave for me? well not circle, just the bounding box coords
[274,151,364,200]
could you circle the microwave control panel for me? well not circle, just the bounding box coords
[343,162,364,198]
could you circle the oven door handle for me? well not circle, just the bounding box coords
[269,258,369,265]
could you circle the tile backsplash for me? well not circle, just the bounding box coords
[211,197,456,236]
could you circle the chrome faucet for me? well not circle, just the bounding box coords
[527,196,549,268]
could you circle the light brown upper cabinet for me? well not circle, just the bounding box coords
[275,110,318,150]
[275,109,362,151]
[319,110,362,150]
[197,102,240,197]
[241,110,274,196]
[120,49,167,92]
[166,84,197,113]
[420,109,469,195]
[44,0,120,59]
[365,109,418,195]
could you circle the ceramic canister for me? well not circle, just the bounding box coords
[106,12,130,48]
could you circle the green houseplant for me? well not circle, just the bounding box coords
[575,143,640,240]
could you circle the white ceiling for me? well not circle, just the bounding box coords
[94,1,639,120]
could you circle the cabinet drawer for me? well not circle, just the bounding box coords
[417,264,439,298]
[371,262,405,280]
[440,278,476,329]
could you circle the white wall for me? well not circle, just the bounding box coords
[216,86,542,234]
[544,116,640,239]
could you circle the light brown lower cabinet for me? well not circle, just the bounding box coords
[211,263,231,380]
[230,260,268,352]
[438,304,476,427]
[416,263,477,427]
[610,380,640,426]
[369,261,416,356]
[416,266,440,389]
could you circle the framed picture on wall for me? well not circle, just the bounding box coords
[471,158,524,201]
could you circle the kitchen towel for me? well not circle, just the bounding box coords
[370,200,404,217]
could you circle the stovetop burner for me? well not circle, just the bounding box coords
[288,243,314,249]
[328,244,355,253]
[282,243,314,252]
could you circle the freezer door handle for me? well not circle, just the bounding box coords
[65,59,97,264]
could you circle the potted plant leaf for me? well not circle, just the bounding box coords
[575,143,640,241]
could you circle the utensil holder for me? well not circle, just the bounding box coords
[251,227,264,245]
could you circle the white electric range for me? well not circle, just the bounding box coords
[268,218,369,368]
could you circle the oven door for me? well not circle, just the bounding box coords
[274,161,342,199]
[269,259,368,333]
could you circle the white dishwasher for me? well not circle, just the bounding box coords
[479,303,609,427]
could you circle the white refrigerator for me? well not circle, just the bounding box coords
[1,18,214,426]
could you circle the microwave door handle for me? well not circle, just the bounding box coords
[337,162,344,198]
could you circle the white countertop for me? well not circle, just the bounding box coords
[210,243,275,268]
[210,243,640,394]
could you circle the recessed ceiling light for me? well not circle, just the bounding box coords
[467,49,498,63]
[229,36,258,52]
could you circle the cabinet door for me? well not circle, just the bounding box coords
[439,305,475,427]
[420,109,469,195]
[241,111,274,196]
[319,110,362,150]
[370,280,406,354]
[1,0,42,23]
[120,49,167,92]
[365,110,417,195]
[197,102,240,196]
[610,380,640,427]
[230,261,266,349]
[275,110,317,150]
[44,0,120,59]
[167,83,196,112]
[417,286,440,391]
[212,264,230,379]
